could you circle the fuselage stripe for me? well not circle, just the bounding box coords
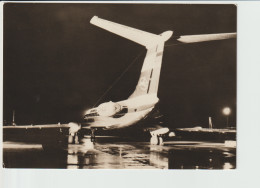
[156,52,163,57]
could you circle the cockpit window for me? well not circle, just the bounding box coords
[84,112,99,118]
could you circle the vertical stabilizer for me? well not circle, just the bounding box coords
[90,16,173,99]
[129,31,172,99]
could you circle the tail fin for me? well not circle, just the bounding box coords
[90,16,173,98]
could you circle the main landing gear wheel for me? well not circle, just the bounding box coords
[150,135,164,145]
[158,137,163,145]
[68,133,79,144]
[68,122,81,144]
[149,128,169,145]
[91,128,97,143]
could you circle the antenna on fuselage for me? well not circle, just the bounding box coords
[92,50,144,108]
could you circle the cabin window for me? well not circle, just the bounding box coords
[112,107,128,118]
[85,118,94,123]
[84,112,99,118]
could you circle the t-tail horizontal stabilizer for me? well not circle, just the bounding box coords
[90,16,173,49]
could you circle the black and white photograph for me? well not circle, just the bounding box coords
[2,3,237,169]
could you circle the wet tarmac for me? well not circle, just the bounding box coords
[3,138,236,169]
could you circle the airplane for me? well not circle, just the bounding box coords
[82,16,236,145]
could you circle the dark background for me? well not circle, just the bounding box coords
[3,3,236,128]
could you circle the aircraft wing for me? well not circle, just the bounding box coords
[3,123,81,144]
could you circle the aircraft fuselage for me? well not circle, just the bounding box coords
[84,94,159,129]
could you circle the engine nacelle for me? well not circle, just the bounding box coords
[97,101,121,117]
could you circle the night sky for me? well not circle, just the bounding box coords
[3,3,236,128]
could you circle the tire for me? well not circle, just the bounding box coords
[158,137,164,146]
[150,136,158,145]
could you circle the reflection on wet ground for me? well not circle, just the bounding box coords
[3,139,236,169]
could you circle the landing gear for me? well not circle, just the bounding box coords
[149,128,169,145]
[158,137,163,145]
[150,134,164,145]
[80,128,96,148]
[68,122,81,144]
[90,128,97,142]
[68,133,79,144]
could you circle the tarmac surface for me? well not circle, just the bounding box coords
[3,137,236,169]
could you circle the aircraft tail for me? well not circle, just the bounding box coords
[128,41,168,98]
[90,16,172,49]
[90,16,173,99]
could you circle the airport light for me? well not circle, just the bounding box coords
[222,107,231,128]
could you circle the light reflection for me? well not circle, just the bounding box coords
[67,164,78,169]
[65,144,236,169]
[223,162,234,169]
[84,158,90,165]
[149,146,168,169]
[82,138,94,149]
[149,151,168,169]
[119,147,122,157]
[4,141,236,169]
[67,154,79,169]
[224,140,236,148]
